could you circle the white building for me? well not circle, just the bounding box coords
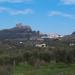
[48,33,62,39]
[35,43,47,48]
[41,33,62,39]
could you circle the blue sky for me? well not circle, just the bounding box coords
[0,0,75,35]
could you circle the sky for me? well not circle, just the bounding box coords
[0,0,75,35]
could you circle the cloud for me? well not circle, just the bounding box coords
[0,7,7,12]
[60,0,75,5]
[0,7,33,15]
[0,0,32,3]
[48,11,75,19]
[10,9,33,15]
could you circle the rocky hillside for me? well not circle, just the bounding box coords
[0,23,40,40]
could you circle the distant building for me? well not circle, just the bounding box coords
[30,37,44,41]
[41,33,62,39]
[48,33,62,39]
[19,41,23,44]
[69,43,75,46]
[35,43,47,48]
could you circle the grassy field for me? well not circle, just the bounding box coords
[11,63,75,75]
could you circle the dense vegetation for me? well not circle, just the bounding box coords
[12,63,75,75]
[0,39,75,75]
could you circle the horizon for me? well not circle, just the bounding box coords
[0,0,75,35]
[0,23,72,36]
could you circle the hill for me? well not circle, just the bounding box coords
[0,23,40,40]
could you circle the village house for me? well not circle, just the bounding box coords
[35,43,47,48]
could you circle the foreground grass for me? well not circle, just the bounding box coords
[12,63,75,75]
